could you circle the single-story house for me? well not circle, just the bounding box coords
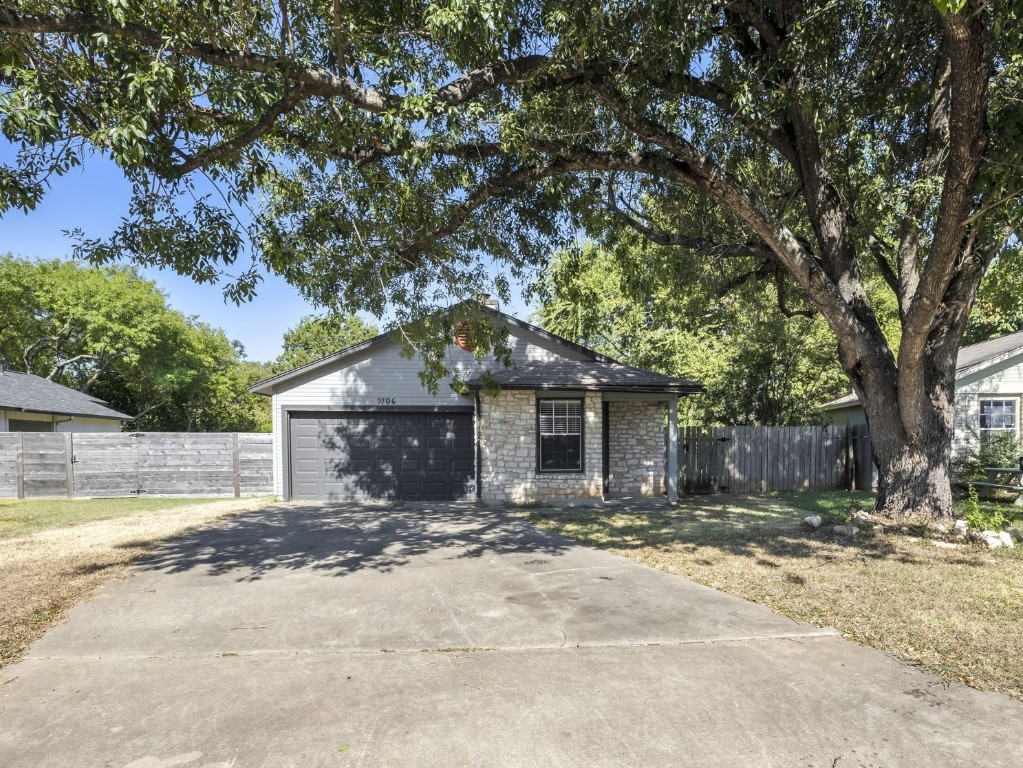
[0,367,130,432]
[824,329,1023,457]
[249,304,703,503]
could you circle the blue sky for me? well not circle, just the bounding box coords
[1,141,535,362]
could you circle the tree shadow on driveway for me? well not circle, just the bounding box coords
[130,502,573,582]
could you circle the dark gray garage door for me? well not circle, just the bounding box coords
[289,411,474,501]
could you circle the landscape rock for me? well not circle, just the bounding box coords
[998,531,1015,549]
[832,525,861,537]
[932,523,949,535]
[979,531,1003,549]
[872,524,885,535]
[851,511,872,525]
[1005,526,1023,542]
[953,520,970,537]
[804,515,822,530]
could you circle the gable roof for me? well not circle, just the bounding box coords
[466,360,704,395]
[823,328,1023,410]
[248,307,617,396]
[0,369,131,420]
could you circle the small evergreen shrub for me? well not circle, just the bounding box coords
[953,431,1023,482]
[963,484,1007,531]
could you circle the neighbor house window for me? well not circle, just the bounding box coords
[979,398,1018,443]
[538,399,583,472]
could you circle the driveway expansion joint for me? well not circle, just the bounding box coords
[20,630,842,663]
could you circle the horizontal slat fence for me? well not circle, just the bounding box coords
[0,432,272,499]
[680,424,875,493]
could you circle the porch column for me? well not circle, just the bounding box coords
[667,396,679,503]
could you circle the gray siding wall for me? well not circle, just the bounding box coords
[1,410,122,433]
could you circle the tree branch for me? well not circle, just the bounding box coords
[396,149,663,266]
[606,186,774,258]
[776,272,816,318]
[169,89,305,175]
[899,7,991,436]
[896,54,951,319]
[47,353,97,381]
[644,71,799,166]
[0,8,550,115]
[867,234,900,295]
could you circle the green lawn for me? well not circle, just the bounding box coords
[0,496,245,539]
[526,491,1023,700]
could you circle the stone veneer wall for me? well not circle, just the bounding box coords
[478,390,603,502]
[607,401,666,496]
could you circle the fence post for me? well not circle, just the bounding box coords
[65,432,75,499]
[232,432,241,498]
[15,432,25,500]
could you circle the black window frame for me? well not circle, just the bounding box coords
[536,397,585,474]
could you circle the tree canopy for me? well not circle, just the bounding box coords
[2,1,1021,517]
[273,314,378,372]
[0,255,271,431]
[536,243,860,426]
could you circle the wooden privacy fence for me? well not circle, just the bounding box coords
[680,424,874,493]
[0,432,272,499]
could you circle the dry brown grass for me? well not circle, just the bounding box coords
[528,494,1023,700]
[0,497,272,667]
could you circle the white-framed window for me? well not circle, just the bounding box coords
[979,398,1019,443]
[537,399,583,472]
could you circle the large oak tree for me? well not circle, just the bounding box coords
[1,1,1020,517]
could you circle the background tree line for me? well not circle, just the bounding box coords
[535,239,1023,428]
[2,245,1018,434]
[0,254,377,432]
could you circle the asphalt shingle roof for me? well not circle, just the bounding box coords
[0,370,131,420]
[466,360,704,394]
[823,329,1023,409]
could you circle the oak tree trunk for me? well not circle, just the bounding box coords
[871,418,955,520]
[853,344,959,520]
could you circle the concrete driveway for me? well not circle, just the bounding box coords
[2,503,1022,767]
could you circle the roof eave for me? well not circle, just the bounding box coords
[955,345,1023,379]
[821,399,859,410]
[466,382,704,395]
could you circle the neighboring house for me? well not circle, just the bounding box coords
[823,329,1023,457]
[249,304,703,503]
[0,367,131,432]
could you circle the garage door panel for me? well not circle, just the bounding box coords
[451,458,474,473]
[343,458,372,473]
[289,411,473,501]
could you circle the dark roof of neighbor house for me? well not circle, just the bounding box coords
[0,369,131,420]
[823,328,1023,410]
[466,360,704,395]
[248,305,618,396]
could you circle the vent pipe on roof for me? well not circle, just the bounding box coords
[480,294,500,311]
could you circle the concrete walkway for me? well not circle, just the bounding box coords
[2,503,1022,767]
